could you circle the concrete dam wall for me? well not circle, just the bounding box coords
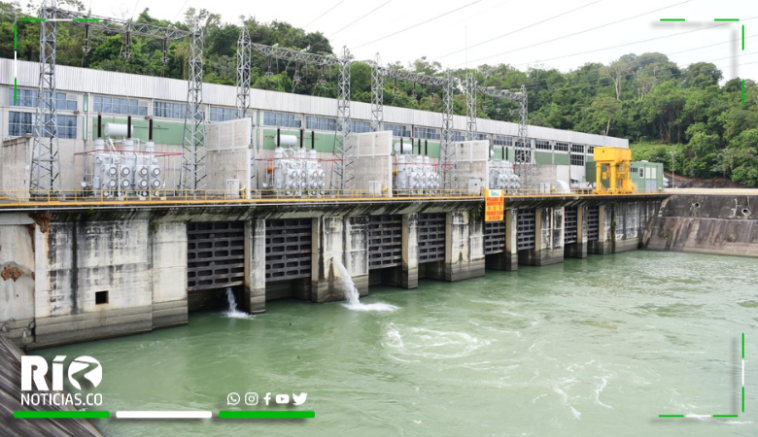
[0,196,662,350]
[643,195,758,258]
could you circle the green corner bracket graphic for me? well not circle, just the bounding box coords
[660,17,747,105]
[658,333,746,419]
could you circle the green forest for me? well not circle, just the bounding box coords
[2,2,757,185]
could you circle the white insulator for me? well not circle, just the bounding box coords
[104,123,132,137]
[394,142,412,154]
[276,135,298,147]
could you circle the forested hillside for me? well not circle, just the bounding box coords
[1,2,757,185]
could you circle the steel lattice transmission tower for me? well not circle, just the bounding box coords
[515,84,530,188]
[370,53,384,132]
[247,43,350,188]
[181,19,206,191]
[236,23,255,196]
[30,0,60,195]
[465,72,477,141]
[475,83,530,188]
[440,71,456,189]
[236,24,251,119]
[334,46,353,189]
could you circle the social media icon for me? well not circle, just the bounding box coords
[276,394,290,404]
[293,393,308,405]
[245,392,259,405]
[227,392,241,406]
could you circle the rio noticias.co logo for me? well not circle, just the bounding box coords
[20,355,104,407]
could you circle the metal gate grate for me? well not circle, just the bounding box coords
[418,213,446,263]
[517,209,536,251]
[484,221,505,254]
[187,222,245,292]
[368,215,402,270]
[586,206,599,241]
[265,219,312,282]
[564,206,578,245]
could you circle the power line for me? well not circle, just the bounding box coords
[448,0,693,68]
[131,0,140,18]
[432,0,605,62]
[329,0,394,37]
[496,53,757,100]
[512,17,757,68]
[353,0,483,50]
[173,0,191,22]
[303,0,345,29]
[456,0,517,26]
[426,36,758,100]
[469,61,757,129]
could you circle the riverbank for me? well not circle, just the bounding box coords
[0,335,103,437]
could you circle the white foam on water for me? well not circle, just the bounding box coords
[383,323,492,360]
[593,375,613,409]
[224,288,254,319]
[553,377,581,420]
[333,258,398,312]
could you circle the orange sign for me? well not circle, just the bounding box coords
[484,189,504,222]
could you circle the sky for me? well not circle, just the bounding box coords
[91,0,756,82]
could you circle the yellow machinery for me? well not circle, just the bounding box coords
[593,147,637,195]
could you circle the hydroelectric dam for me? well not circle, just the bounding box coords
[1,58,756,351]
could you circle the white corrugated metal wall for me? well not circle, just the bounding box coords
[1,59,628,148]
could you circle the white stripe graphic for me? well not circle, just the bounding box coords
[115,411,212,419]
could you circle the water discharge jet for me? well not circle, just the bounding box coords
[224,288,254,319]
[330,258,398,312]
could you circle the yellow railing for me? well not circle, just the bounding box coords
[0,187,670,207]
[663,188,758,195]
[498,188,666,197]
[0,188,479,206]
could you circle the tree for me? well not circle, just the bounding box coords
[602,59,629,100]
[684,62,722,89]
[590,95,622,136]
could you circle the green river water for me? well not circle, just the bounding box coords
[40,251,757,437]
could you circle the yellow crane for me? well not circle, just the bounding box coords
[593,147,637,195]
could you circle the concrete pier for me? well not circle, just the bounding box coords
[400,214,419,289]
[564,206,588,259]
[244,219,266,314]
[311,216,344,303]
[423,211,486,282]
[519,207,565,266]
[345,217,370,296]
[494,209,520,271]
[588,205,614,255]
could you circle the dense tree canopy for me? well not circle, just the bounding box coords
[2,2,757,185]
